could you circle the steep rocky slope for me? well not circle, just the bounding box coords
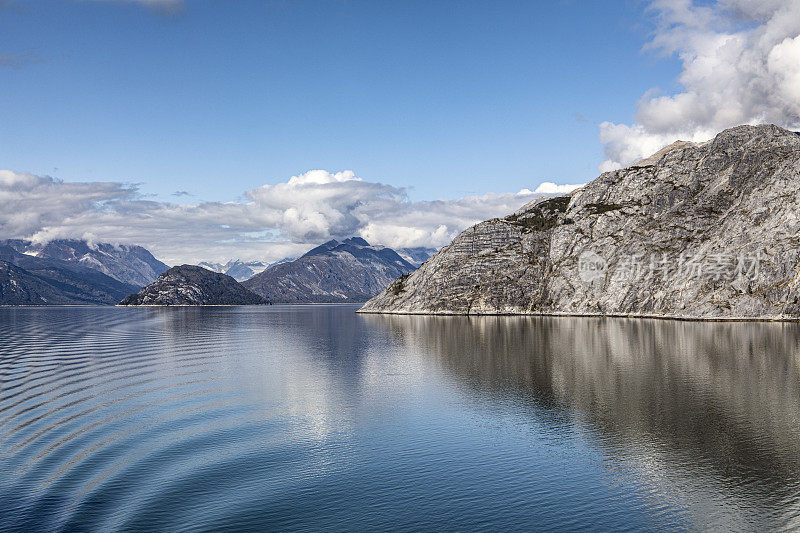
[243,238,415,303]
[0,261,79,305]
[361,125,800,319]
[119,265,267,306]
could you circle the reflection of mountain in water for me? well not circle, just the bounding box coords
[365,314,800,528]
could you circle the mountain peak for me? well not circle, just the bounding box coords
[342,237,370,247]
[244,240,416,303]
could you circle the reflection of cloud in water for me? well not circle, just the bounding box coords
[364,314,800,530]
[153,307,367,471]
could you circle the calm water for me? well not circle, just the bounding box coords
[1,306,800,532]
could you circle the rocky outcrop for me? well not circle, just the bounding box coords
[119,265,267,306]
[243,237,416,303]
[360,125,800,319]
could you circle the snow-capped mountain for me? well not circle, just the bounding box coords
[2,239,169,287]
[196,259,291,281]
[0,243,140,305]
[396,247,438,266]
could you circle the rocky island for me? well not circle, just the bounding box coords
[360,124,800,320]
[119,265,267,306]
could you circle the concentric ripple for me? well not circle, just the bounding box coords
[2,307,800,532]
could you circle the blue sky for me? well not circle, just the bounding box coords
[2,0,797,263]
[0,0,680,203]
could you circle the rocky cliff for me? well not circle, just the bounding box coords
[119,265,267,306]
[243,237,415,303]
[360,124,800,319]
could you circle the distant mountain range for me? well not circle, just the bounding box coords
[119,265,266,306]
[196,259,277,282]
[196,246,437,282]
[396,247,438,266]
[0,236,435,306]
[242,237,417,303]
[0,243,140,305]
[3,239,168,286]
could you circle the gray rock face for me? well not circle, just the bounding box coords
[360,124,800,319]
[243,238,416,303]
[119,265,266,306]
[0,261,78,305]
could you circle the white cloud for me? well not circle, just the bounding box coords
[0,169,562,265]
[532,182,585,194]
[600,0,800,170]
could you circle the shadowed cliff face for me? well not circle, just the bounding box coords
[362,125,800,318]
[364,314,800,528]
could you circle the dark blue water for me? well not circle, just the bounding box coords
[1,306,800,532]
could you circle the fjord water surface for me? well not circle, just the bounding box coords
[1,306,799,532]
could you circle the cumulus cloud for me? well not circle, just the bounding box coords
[530,182,585,194]
[0,169,557,265]
[600,0,800,171]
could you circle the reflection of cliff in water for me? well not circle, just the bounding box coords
[366,315,800,521]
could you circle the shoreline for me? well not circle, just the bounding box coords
[356,309,800,322]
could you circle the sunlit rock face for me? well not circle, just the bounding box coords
[361,125,800,319]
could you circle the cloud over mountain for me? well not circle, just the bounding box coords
[600,0,800,171]
[0,169,546,265]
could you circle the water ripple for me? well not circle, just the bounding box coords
[2,307,800,531]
